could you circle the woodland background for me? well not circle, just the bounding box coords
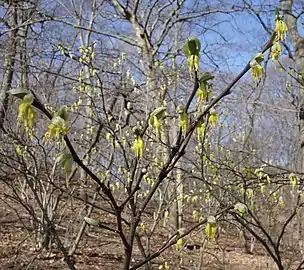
[1,0,304,269]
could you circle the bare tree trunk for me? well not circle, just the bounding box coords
[0,1,18,132]
[19,0,33,90]
[281,0,304,254]
[281,0,304,170]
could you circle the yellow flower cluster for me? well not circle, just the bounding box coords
[270,15,288,62]
[179,112,188,135]
[250,53,264,81]
[270,42,282,61]
[205,216,217,241]
[251,63,263,80]
[132,137,144,159]
[45,116,67,140]
[275,16,288,42]
[208,110,219,127]
[149,107,166,136]
[17,94,36,134]
[177,105,188,135]
[196,121,205,141]
[197,82,212,101]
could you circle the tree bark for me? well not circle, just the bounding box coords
[281,0,304,254]
[0,1,18,132]
[281,0,304,172]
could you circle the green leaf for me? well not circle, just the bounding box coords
[64,157,73,173]
[132,137,144,159]
[9,88,30,99]
[22,94,34,104]
[234,202,247,216]
[199,72,214,83]
[188,39,197,55]
[179,112,188,135]
[275,7,280,16]
[193,210,200,222]
[84,217,101,226]
[56,152,73,173]
[205,216,217,240]
[149,107,166,127]
[182,43,191,57]
[150,107,166,120]
[54,106,68,121]
[253,53,264,64]
[183,37,201,56]
[188,37,201,55]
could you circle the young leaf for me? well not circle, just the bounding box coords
[193,210,200,222]
[150,107,166,121]
[54,106,68,121]
[234,202,247,216]
[84,217,101,226]
[22,93,34,104]
[254,53,264,64]
[56,153,73,173]
[149,107,166,135]
[199,72,214,83]
[182,43,191,57]
[187,37,201,55]
[9,88,30,99]
[183,37,201,58]
[177,105,188,135]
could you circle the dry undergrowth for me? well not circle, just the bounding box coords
[0,182,298,270]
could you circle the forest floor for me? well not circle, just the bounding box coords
[0,183,298,270]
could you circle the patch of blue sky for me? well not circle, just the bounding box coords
[199,11,270,74]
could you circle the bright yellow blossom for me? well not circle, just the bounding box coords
[132,137,144,159]
[270,42,282,61]
[175,238,183,251]
[275,16,288,42]
[196,121,205,140]
[209,110,219,127]
[177,105,188,135]
[250,60,263,80]
[250,53,264,81]
[17,94,36,134]
[45,116,67,140]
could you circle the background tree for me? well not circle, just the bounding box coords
[1,1,304,270]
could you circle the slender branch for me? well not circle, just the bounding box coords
[130,206,233,270]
